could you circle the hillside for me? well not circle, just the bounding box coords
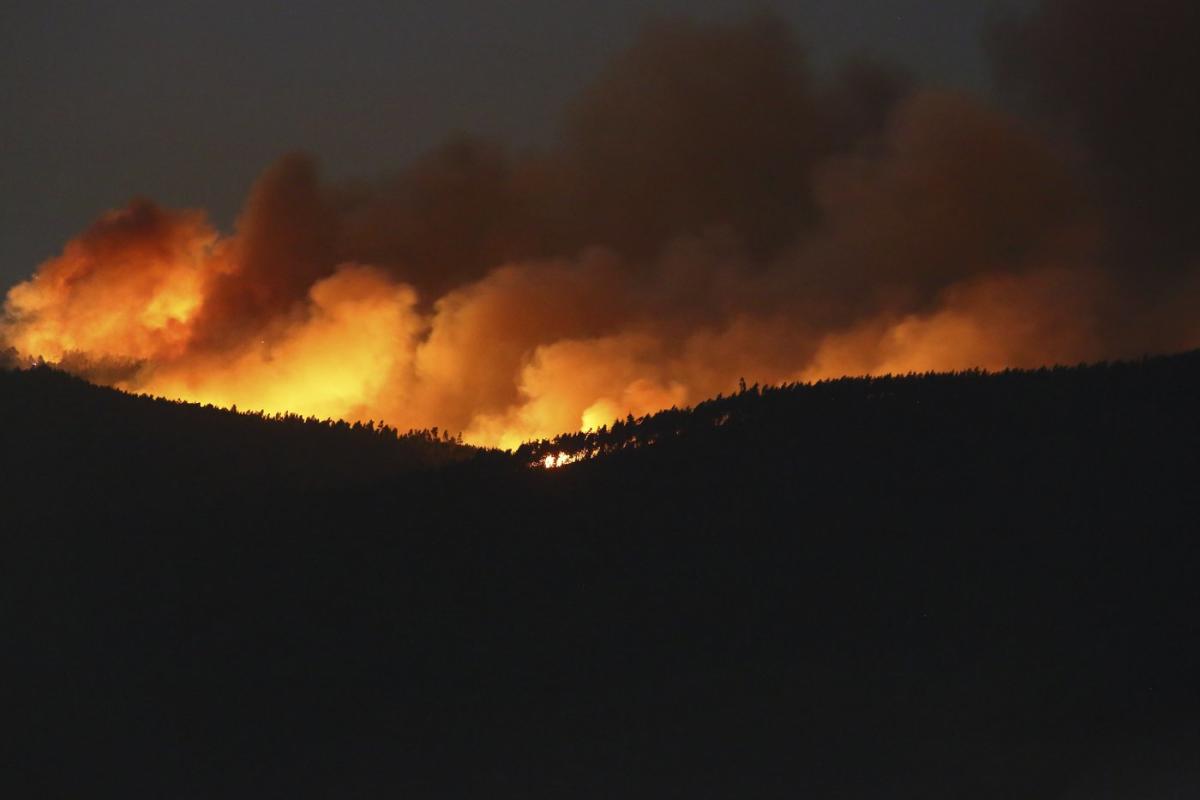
[0,364,475,500]
[4,353,1200,797]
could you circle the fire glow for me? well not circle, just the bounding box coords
[3,14,1198,449]
[0,182,1110,450]
[541,452,583,470]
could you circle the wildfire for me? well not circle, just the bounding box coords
[3,12,1200,455]
[0,187,1113,451]
[0,30,1177,449]
[541,452,581,469]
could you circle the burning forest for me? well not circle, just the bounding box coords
[4,2,1199,449]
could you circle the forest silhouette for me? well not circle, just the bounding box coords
[4,351,1200,797]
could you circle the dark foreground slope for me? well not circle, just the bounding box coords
[4,354,1200,798]
[0,365,475,495]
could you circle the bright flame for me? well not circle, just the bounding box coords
[540,451,582,469]
[1,203,224,363]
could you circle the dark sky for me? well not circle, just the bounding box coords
[0,0,1033,291]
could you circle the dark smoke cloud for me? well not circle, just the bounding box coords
[330,137,543,299]
[194,154,337,346]
[990,0,1200,273]
[794,90,1091,314]
[252,15,908,300]
[174,14,917,340]
[559,15,821,258]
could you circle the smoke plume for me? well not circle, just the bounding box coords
[4,8,1199,447]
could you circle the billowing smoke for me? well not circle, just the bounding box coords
[4,8,1199,447]
[991,0,1200,273]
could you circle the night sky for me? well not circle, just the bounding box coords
[1,0,1034,291]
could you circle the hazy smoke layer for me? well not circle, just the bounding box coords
[4,8,1199,447]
